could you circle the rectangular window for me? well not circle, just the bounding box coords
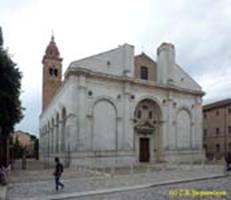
[203,144,207,152]
[204,113,207,118]
[229,143,231,151]
[229,126,231,134]
[149,111,152,119]
[216,110,219,116]
[216,144,220,153]
[229,108,231,114]
[216,128,219,135]
[203,129,207,137]
[140,66,148,80]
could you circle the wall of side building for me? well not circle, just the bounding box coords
[203,105,231,160]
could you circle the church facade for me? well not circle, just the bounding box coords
[39,37,204,167]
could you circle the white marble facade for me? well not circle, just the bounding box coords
[39,43,204,167]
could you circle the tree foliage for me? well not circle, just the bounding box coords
[0,27,23,138]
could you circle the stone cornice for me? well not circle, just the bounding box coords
[66,67,205,97]
[40,67,204,120]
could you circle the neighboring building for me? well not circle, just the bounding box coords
[203,99,231,160]
[12,130,37,156]
[39,36,204,167]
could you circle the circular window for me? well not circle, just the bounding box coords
[88,91,93,96]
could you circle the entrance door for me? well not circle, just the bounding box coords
[139,138,150,162]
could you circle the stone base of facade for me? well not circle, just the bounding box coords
[40,150,137,168]
[164,149,204,164]
[40,149,204,168]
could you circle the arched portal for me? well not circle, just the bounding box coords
[134,99,162,162]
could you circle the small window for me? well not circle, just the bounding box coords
[203,129,207,137]
[49,68,53,76]
[106,61,111,66]
[229,143,231,151]
[228,108,231,114]
[216,110,219,116]
[216,144,220,153]
[216,128,219,135]
[88,91,93,96]
[49,66,58,77]
[203,144,207,151]
[140,66,148,80]
[204,113,207,118]
[228,126,231,134]
[149,111,153,119]
[54,69,58,77]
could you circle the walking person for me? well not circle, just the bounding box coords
[53,157,64,191]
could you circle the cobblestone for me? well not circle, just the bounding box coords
[72,177,231,200]
[6,164,225,200]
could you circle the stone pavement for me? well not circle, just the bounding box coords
[72,176,231,200]
[6,163,226,200]
[0,186,7,200]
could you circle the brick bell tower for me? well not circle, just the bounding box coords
[42,35,62,111]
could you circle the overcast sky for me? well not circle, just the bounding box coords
[1,0,231,136]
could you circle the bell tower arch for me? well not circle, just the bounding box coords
[42,35,62,111]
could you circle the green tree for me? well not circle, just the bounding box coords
[0,27,23,166]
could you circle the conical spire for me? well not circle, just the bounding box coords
[42,34,62,63]
[51,30,54,42]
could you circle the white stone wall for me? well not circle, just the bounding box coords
[69,44,134,77]
[40,43,204,166]
[39,76,78,164]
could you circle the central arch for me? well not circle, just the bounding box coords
[134,98,162,162]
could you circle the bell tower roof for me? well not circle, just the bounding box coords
[42,35,62,63]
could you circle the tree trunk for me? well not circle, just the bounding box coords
[0,137,10,167]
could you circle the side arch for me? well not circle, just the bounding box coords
[176,107,192,149]
[91,98,118,151]
[88,95,118,117]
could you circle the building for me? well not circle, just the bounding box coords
[12,130,37,157]
[39,36,204,167]
[203,99,231,160]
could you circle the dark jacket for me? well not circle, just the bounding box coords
[54,162,63,177]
